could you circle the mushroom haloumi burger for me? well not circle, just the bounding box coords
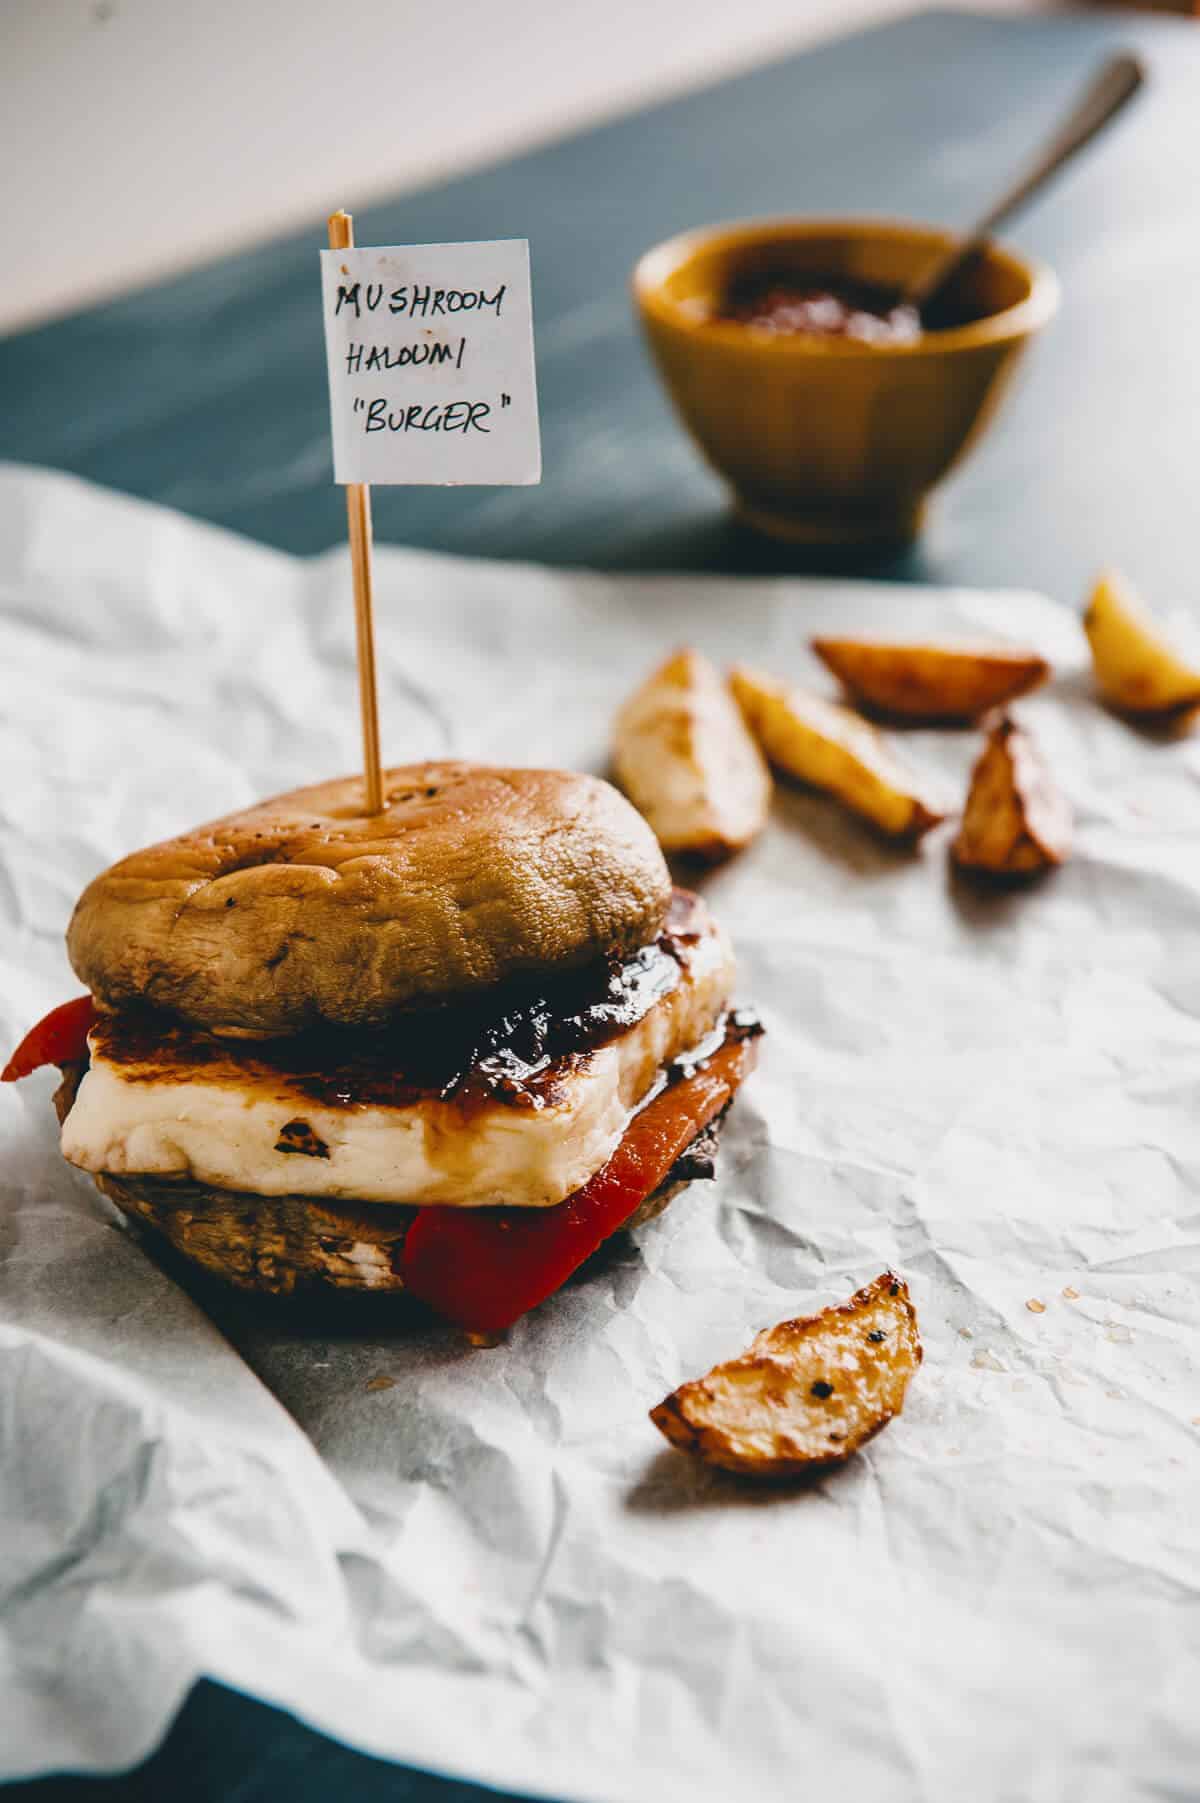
[5,763,761,1334]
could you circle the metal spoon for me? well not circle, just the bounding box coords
[902,52,1145,322]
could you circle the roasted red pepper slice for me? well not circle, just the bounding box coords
[2,996,98,1083]
[401,1031,759,1334]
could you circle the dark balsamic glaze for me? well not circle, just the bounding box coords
[92,890,724,1114]
[664,1006,763,1088]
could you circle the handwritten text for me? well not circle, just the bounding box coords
[353,397,492,434]
[335,284,506,320]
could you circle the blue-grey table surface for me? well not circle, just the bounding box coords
[5,7,1197,1797]
[4,7,1198,604]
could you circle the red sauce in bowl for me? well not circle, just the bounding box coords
[717,274,921,345]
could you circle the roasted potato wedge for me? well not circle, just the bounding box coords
[730,664,945,840]
[614,648,771,860]
[811,634,1049,722]
[1084,570,1200,714]
[650,1273,922,1478]
[951,712,1071,877]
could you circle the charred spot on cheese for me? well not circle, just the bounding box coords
[274,1119,330,1158]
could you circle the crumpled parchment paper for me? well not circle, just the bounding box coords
[2,463,1198,1801]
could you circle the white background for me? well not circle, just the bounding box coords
[3,0,1031,333]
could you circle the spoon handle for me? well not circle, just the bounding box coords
[905,52,1145,317]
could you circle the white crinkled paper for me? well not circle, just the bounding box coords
[1,463,1198,1800]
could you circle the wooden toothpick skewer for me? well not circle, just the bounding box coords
[328,208,384,817]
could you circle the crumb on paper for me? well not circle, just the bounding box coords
[1026,1298,1046,1314]
[971,1349,1007,1373]
[1105,1321,1133,1345]
[1062,1286,1080,1300]
[366,1375,396,1392]
[958,1326,973,1339]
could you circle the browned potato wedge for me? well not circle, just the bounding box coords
[1084,570,1200,714]
[812,634,1049,722]
[614,647,771,861]
[650,1272,922,1478]
[951,712,1071,877]
[729,664,945,840]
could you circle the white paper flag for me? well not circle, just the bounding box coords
[319,240,540,487]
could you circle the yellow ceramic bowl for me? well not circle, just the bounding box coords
[633,218,1058,546]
